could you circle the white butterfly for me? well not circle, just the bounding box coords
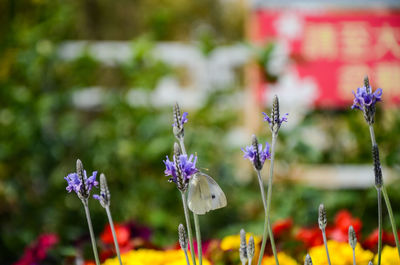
[187,172,227,215]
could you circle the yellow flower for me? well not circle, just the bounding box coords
[220,232,262,265]
[102,249,211,265]
[220,233,261,251]
[308,241,373,265]
[262,252,299,265]
[373,245,400,265]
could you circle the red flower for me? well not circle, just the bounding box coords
[100,224,130,246]
[272,218,293,237]
[334,210,362,234]
[99,223,134,261]
[84,261,96,265]
[295,227,323,247]
[329,210,362,242]
[363,229,400,250]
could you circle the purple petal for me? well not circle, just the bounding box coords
[280,113,289,123]
[373,88,383,99]
[181,112,188,125]
[262,112,272,124]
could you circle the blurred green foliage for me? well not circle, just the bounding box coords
[1,0,400,264]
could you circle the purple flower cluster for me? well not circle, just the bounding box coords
[173,112,188,128]
[262,112,288,126]
[242,141,271,167]
[351,86,382,111]
[65,170,98,197]
[163,154,198,184]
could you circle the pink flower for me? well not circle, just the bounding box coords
[14,234,58,265]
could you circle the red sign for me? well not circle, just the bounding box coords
[251,9,400,107]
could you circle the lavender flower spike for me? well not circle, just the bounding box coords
[93,173,110,208]
[263,95,288,135]
[242,135,271,170]
[65,159,98,201]
[163,153,198,191]
[351,76,382,125]
[173,103,188,140]
[65,159,100,265]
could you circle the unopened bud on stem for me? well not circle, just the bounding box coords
[348,225,357,249]
[304,254,313,265]
[239,229,248,265]
[247,236,255,262]
[178,224,188,251]
[251,135,262,170]
[318,204,327,230]
[372,144,383,188]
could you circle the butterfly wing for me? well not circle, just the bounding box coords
[201,172,227,211]
[188,173,212,215]
[188,172,227,215]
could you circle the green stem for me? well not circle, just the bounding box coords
[259,214,268,264]
[181,191,197,265]
[352,248,356,265]
[179,138,187,155]
[184,249,190,265]
[322,229,332,265]
[257,134,279,265]
[179,137,203,264]
[377,188,382,265]
[105,206,123,265]
[369,125,400,258]
[382,186,400,257]
[193,214,202,265]
[83,201,100,265]
[268,218,279,265]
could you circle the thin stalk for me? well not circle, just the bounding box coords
[369,125,400,257]
[257,134,279,265]
[256,175,278,265]
[382,186,400,256]
[179,138,187,156]
[321,229,332,265]
[181,191,197,265]
[83,201,100,265]
[352,248,356,265]
[377,188,382,265]
[259,213,268,264]
[248,258,252,265]
[105,206,123,265]
[193,214,202,265]
[183,250,190,265]
[267,218,279,265]
[179,137,203,264]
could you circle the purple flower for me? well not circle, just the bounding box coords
[163,154,198,185]
[262,112,288,125]
[164,156,178,182]
[178,154,198,179]
[351,86,382,111]
[242,141,271,168]
[65,170,98,199]
[351,77,383,125]
[173,112,188,128]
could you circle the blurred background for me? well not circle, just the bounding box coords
[1,0,400,264]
